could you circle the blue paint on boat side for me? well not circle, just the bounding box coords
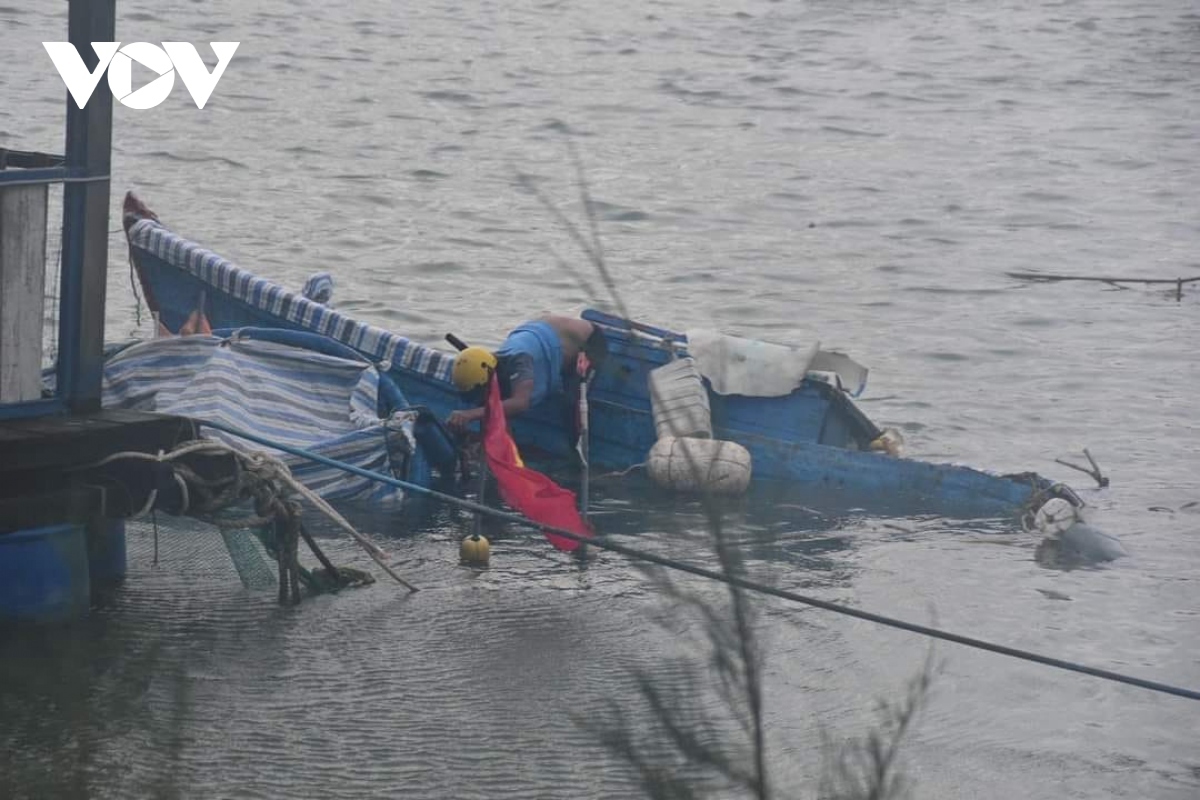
[0,524,91,623]
[746,436,1043,518]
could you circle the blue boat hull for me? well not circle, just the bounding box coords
[122,193,1073,519]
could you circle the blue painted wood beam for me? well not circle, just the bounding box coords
[57,0,115,413]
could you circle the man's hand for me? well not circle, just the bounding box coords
[447,408,483,431]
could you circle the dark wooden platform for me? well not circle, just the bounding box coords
[0,410,196,531]
[0,409,194,474]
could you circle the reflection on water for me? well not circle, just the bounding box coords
[0,609,195,798]
[1,477,1192,799]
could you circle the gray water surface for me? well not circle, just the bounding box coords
[1,0,1198,797]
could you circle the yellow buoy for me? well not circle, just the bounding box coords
[460,534,490,565]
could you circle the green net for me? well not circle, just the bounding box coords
[218,528,277,591]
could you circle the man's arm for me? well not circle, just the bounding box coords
[501,378,534,417]
[447,378,534,430]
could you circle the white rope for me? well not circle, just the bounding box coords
[274,468,416,590]
[173,472,191,515]
[595,462,647,480]
[124,449,163,519]
[131,488,158,519]
[88,441,417,591]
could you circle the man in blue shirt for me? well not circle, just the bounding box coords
[447,315,606,430]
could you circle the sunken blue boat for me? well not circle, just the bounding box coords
[122,193,1079,519]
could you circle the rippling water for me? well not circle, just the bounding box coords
[2,0,1198,798]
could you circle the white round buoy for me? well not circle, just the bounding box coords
[646,436,752,495]
[1033,497,1079,536]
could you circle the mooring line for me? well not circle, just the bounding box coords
[196,418,1200,703]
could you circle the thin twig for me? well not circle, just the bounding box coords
[1008,271,1199,286]
[514,147,631,319]
[542,242,601,301]
[1054,449,1109,488]
[567,138,608,285]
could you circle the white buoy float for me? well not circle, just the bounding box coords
[1031,497,1126,564]
[643,358,753,495]
[647,356,713,440]
[646,435,752,495]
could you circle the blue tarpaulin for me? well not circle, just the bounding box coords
[101,335,416,501]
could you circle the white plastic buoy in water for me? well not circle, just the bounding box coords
[1033,497,1079,536]
[646,436,752,495]
[1031,497,1126,564]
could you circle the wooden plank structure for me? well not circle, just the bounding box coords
[0,1,196,619]
[0,183,47,403]
[0,0,116,420]
[0,409,195,532]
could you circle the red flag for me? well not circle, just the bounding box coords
[482,374,591,552]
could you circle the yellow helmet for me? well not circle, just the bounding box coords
[451,346,497,392]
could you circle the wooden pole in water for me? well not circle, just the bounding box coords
[0,183,48,403]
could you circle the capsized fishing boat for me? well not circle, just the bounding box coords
[121,192,1081,520]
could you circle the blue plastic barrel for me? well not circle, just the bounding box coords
[0,523,91,623]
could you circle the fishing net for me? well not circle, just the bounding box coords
[125,515,271,589]
[90,439,385,603]
[125,514,374,596]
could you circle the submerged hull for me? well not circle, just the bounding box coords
[122,193,1074,519]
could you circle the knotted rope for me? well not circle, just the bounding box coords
[87,439,417,602]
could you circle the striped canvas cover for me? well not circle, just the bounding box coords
[126,217,455,384]
[103,336,413,501]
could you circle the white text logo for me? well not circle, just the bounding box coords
[43,42,239,110]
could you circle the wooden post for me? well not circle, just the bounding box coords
[0,184,48,403]
[57,0,115,413]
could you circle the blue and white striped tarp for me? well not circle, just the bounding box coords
[125,217,455,383]
[102,336,414,501]
[302,272,334,304]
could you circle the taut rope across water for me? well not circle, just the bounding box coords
[180,418,1200,703]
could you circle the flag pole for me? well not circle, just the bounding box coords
[577,368,590,520]
[473,364,493,540]
[473,460,489,538]
[460,368,493,566]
